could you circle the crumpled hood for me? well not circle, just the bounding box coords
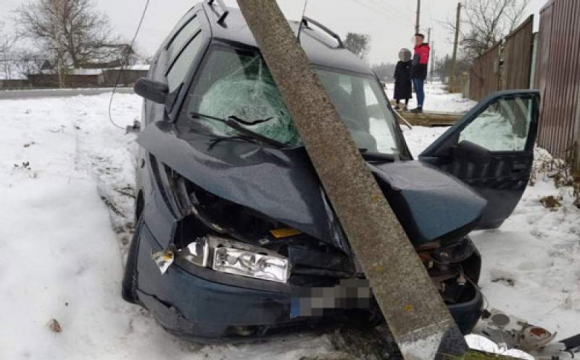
[371,161,487,244]
[138,122,486,248]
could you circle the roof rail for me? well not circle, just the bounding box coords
[301,16,345,49]
[208,0,229,25]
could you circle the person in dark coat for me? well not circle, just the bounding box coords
[393,48,412,111]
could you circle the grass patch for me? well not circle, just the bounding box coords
[446,350,518,360]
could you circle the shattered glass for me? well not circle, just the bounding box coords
[190,51,301,145]
[182,47,400,155]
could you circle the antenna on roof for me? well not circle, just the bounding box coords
[208,0,230,25]
[296,0,309,43]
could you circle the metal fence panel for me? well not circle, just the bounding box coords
[503,16,534,90]
[536,0,580,169]
[469,43,501,101]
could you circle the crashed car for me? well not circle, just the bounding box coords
[123,0,540,342]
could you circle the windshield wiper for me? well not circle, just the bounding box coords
[190,112,287,149]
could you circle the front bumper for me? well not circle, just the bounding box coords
[136,222,484,342]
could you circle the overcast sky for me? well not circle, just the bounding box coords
[1,0,547,65]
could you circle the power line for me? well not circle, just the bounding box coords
[107,0,151,130]
[353,0,411,28]
[369,0,414,24]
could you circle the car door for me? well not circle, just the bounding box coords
[419,90,540,230]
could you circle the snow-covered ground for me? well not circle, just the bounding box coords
[1,88,578,359]
[385,81,476,113]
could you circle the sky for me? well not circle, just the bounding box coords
[1,0,548,65]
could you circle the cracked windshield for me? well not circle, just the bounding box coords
[180,47,400,155]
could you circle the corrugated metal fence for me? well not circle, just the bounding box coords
[503,16,535,90]
[535,0,580,170]
[469,43,501,101]
[468,16,535,101]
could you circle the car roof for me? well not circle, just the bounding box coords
[201,3,375,76]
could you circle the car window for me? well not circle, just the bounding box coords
[178,47,401,155]
[166,32,203,93]
[166,16,200,63]
[459,96,533,152]
[317,69,399,154]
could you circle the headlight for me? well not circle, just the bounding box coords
[213,247,289,283]
[180,236,290,284]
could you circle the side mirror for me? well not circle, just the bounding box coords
[134,78,168,104]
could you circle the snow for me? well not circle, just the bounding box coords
[0,85,578,359]
[0,93,336,360]
[385,81,476,113]
[465,335,535,360]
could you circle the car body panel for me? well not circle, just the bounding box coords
[135,218,484,341]
[124,1,538,343]
[137,121,487,248]
[420,90,540,229]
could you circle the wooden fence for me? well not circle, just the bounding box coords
[468,15,535,101]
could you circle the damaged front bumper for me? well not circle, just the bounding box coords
[135,222,484,342]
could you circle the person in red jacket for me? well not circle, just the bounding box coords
[410,33,430,113]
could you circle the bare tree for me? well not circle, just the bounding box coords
[344,32,371,60]
[11,49,45,76]
[371,62,397,82]
[460,0,530,59]
[15,0,123,70]
[0,22,17,80]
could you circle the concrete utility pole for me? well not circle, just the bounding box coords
[415,0,421,34]
[236,1,468,359]
[431,42,436,82]
[450,2,462,90]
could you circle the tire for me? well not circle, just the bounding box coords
[122,217,142,304]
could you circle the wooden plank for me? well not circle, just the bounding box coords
[235,1,469,359]
[397,111,463,127]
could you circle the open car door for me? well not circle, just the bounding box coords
[419,90,540,230]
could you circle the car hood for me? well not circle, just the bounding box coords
[138,122,486,249]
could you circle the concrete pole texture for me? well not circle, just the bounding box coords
[235,1,469,359]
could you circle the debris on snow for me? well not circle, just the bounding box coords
[48,319,62,333]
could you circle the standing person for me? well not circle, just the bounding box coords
[410,33,430,113]
[393,48,413,111]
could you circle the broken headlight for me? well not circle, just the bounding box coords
[181,236,290,284]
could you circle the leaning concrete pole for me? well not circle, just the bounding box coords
[236,1,468,359]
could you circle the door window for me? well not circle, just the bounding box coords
[166,32,203,92]
[458,96,533,152]
[166,16,201,63]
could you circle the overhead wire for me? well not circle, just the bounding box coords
[353,0,410,28]
[369,0,414,25]
[107,0,151,130]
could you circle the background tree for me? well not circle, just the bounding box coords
[433,54,471,83]
[16,0,123,69]
[460,0,530,59]
[371,62,396,82]
[0,22,16,80]
[344,32,371,60]
[11,49,45,76]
